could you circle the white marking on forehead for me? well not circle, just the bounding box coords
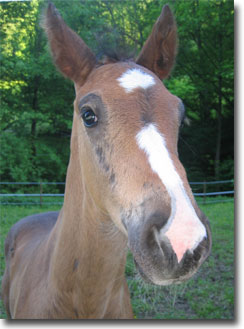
[136,123,207,262]
[117,68,155,93]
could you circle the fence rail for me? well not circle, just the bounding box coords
[2,194,64,197]
[0,180,234,185]
[0,182,65,185]
[0,180,234,205]
[189,179,233,185]
[193,191,234,196]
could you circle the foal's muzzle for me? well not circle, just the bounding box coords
[127,210,211,285]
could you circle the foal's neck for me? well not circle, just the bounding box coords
[49,118,128,317]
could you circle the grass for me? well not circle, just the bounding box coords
[0,199,234,319]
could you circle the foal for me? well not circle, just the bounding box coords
[2,3,211,319]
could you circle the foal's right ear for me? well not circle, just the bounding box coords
[136,5,177,79]
[43,3,96,87]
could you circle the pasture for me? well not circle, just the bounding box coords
[0,200,234,319]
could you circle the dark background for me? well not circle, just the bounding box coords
[0,0,234,193]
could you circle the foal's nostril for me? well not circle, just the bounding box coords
[143,212,171,254]
[192,248,201,262]
[145,226,157,249]
[144,211,170,232]
[193,236,209,262]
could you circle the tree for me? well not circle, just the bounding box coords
[0,0,74,186]
[166,0,234,181]
[0,0,234,189]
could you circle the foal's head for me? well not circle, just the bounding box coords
[45,3,211,285]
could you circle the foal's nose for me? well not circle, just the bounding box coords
[127,204,211,285]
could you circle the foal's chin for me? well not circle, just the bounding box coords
[127,214,211,286]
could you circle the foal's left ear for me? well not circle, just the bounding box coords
[43,3,96,87]
[136,5,177,79]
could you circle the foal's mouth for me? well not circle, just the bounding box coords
[133,258,194,286]
[132,239,210,286]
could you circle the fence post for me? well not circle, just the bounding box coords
[40,181,43,207]
[203,181,207,204]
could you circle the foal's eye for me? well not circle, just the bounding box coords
[81,107,98,128]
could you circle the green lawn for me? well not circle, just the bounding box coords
[0,200,234,319]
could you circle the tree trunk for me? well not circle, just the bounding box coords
[214,2,223,180]
[215,81,222,180]
[30,80,39,176]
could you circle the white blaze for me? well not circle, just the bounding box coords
[136,123,207,262]
[117,68,155,93]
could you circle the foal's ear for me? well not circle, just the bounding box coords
[136,5,177,79]
[43,3,96,86]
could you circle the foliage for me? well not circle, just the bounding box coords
[166,0,234,181]
[0,200,234,319]
[0,0,234,187]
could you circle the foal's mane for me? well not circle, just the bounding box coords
[95,45,136,66]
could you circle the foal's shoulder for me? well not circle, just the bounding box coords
[4,211,59,258]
